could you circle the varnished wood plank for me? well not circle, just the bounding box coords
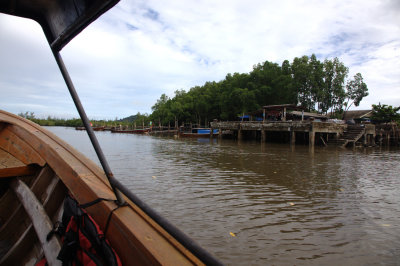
[0,148,25,169]
[0,127,45,167]
[10,178,61,266]
[0,164,40,178]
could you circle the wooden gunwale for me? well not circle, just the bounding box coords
[0,110,204,265]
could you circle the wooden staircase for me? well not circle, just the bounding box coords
[327,125,365,147]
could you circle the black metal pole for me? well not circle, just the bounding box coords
[52,50,222,265]
[52,50,125,205]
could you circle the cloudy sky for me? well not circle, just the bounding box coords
[1,0,399,119]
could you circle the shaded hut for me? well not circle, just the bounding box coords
[247,104,326,122]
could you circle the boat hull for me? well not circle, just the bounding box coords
[111,129,150,134]
[0,110,204,265]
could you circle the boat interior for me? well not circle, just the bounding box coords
[0,111,210,265]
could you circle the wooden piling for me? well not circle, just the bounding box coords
[238,128,243,141]
[291,131,296,145]
[309,130,315,148]
[261,129,266,143]
[363,133,367,146]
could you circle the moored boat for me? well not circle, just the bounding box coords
[75,126,105,131]
[179,128,219,138]
[92,126,106,131]
[111,128,150,134]
[0,1,221,265]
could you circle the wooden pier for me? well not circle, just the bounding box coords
[210,121,377,147]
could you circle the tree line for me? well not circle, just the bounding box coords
[371,103,400,123]
[17,111,144,128]
[150,54,369,126]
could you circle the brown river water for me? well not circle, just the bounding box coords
[47,126,400,265]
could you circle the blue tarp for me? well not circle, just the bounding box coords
[238,115,263,121]
[197,129,219,134]
[198,129,210,134]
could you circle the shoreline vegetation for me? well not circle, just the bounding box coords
[18,55,399,128]
[17,111,150,128]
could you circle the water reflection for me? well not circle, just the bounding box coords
[47,127,400,265]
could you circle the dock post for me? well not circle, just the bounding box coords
[387,132,390,146]
[218,127,222,140]
[363,133,367,146]
[210,127,214,138]
[291,130,296,145]
[238,129,243,141]
[261,129,266,143]
[282,107,287,121]
[309,130,315,148]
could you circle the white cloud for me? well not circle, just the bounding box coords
[1,0,399,118]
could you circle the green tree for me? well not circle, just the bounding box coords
[18,111,35,119]
[151,93,170,125]
[322,57,348,114]
[148,54,364,122]
[308,54,324,112]
[344,73,368,111]
[230,87,258,116]
[371,103,400,123]
[292,55,313,110]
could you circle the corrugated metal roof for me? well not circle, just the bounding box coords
[288,111,327,118]
[343,110,372,120]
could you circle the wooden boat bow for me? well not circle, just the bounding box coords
[0,110,209,265]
